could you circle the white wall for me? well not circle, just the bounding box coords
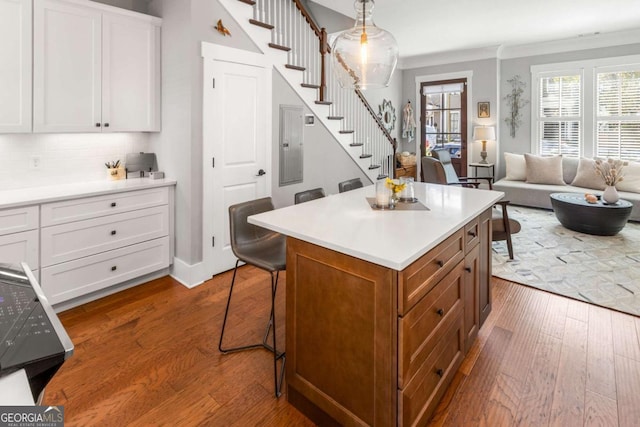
[360,71,404,151]
[270,71,370,207]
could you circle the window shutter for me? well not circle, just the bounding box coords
[596,71,640,160]
[537,75,581,156]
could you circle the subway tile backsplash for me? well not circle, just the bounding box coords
[0,133,152,190]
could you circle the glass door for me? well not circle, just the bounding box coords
[420,79,467,176]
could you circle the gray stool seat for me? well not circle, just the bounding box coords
[294,187,326,204]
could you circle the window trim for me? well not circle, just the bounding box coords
[530,54,640,159]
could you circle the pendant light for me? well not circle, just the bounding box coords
[331,0,398,90]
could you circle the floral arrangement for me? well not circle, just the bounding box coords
[594,158,628,186]
[385,178,406,194]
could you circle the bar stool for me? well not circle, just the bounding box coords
[338,178,363,193]
[218,197,286,397]
[294,187,325,204]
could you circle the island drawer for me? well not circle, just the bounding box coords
[0,230,39,269]
[0,206,39,236]
[464,217,480,253]
[398,261,464,388]
[41,236,170,305]
[41,187,168,226]
[398,313,465,427]
[398,228,464,315]
[41,205,168,267]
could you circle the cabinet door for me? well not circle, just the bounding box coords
[479,208,493,326]
[0,0,31,132]
[463,243,480,353]
[102,13,161,132]
[33,0,102,133]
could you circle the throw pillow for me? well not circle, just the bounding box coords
[617,161,640,193]
[524,153,565,185]
[504,152,526,181]
[570,158,606,190]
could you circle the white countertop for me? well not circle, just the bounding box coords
[0,178,177,209]
[249,183,504,270]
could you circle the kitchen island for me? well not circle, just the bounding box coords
[249,183,503,426]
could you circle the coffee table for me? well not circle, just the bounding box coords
[550,193,633,236]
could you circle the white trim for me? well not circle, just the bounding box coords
[500,28,640,60]
[414,71,474,177]
[531,54,640,74]
[170,257,206,289]
[201,42,271,67]
[399,46,499,70]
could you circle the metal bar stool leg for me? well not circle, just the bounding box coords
[269,271,286,397]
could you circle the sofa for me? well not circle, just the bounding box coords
[493,154,640,222]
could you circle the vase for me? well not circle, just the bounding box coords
[602,185,619,204]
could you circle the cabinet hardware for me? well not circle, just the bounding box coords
[436,260,444,267]
[110,230,117,235]
[111,266,117,271]
[436,308,444,317]
[95,123,101,127]
[468,231,477,237]
[110,202,117,207]
[104,123,109,127]
[465,267,472,272]
[435,368,444,378]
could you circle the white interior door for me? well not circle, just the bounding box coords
[202,44,272,277]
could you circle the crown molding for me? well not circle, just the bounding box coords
[398,46,500,70]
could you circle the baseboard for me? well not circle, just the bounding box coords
[170,257,207,289]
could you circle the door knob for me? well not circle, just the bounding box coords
[256,169,266,176]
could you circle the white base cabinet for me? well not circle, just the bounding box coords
[0,206,39,268]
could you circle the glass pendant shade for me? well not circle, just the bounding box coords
[331,0,398,90]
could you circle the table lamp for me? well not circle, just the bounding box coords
[473,126,495,164]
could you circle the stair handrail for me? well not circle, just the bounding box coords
[291,0,396,152]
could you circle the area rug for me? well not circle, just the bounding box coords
[492,206,640,317]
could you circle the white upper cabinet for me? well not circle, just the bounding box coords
[0,0,32,133]
[33,0,161,133]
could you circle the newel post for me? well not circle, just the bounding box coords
[319,28,328,102]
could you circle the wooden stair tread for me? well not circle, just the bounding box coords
[285,64,305,71]
[249,19,274,30]
[360,154,372,159]
[327,116,344,120]
[339,130,354,134]
[315,100,332,105]
[349,143,364,147]
[368,164,381,169]
[301,83,320,89]
[238,0,255,4]
[268,43,291,52]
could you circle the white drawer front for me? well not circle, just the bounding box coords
[41,205,168,267]
[41,236,170,305]
[41,187,169,226]
[0,230,39,268]
[0,206,39,236]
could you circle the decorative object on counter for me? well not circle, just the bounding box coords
[478,101,490,118]
[149,171,164,180]
[504,75,529,137]
[105,160,125,181]
[385,177,406,204]
[373,180,393,209]
[473,126,495,164]
[378,99,396,132]
[402,100,416,142]
[215,19,231,36]
[398,177,416,202]
[584,193,598,204]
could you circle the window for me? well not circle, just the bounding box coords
[531,55,640,161]
[537,74,581,156]
[596,70,640,159]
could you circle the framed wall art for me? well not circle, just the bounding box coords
[478,102,490,118]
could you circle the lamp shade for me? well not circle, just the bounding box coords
[473,126,496,141]
[331,0,398,90]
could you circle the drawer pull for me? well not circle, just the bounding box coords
[468,230,477,237]
[95,122,101,127]
[465,267,472,273]
[111,266,117,271]
[110,230,117,235]
[436,308,445,317]
[110,202,117,207]
[435,368,444,378]
[436,260,444,268]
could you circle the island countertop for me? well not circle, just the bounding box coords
[249,182,504,270]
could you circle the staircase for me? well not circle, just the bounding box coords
[220,0,396,183]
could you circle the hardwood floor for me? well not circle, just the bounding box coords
[45,269,640,426]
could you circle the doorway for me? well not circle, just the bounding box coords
[202,43,272,277]
[420,79,467,176]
